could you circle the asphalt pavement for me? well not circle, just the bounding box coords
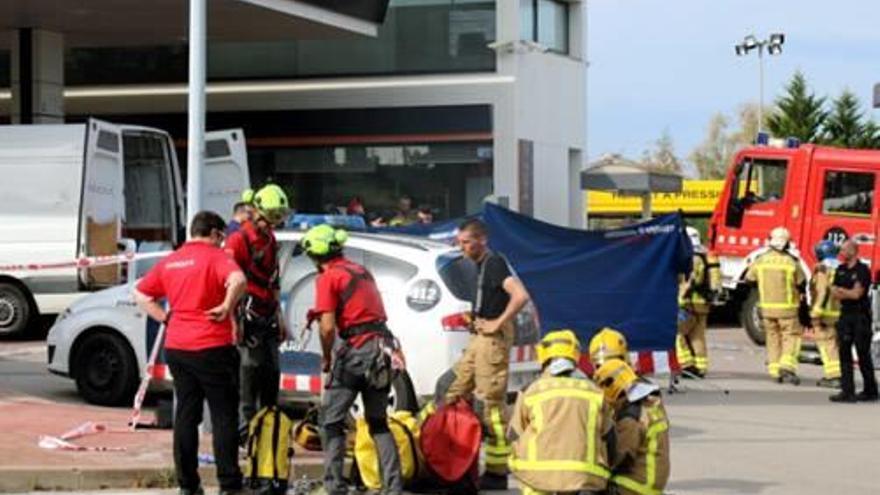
[3,325,880,494]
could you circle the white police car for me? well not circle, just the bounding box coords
[47,231,541,406]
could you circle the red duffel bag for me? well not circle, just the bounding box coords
[419,400,482,483]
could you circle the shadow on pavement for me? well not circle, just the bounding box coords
[669,477,776,494]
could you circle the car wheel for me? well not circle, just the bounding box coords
[740,289,765,346]
[0,283,32,338]
[74,332,138,406]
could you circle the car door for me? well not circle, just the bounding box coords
[203,129,250,220]
[805,164,877,265]
[80,119,125,289]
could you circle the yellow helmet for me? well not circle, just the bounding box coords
[252,183,290,224]
[594,359,638,404]
[536,329,581,367]
[301,224,349,257]
[588,327,629,367]
[293,410,322,452]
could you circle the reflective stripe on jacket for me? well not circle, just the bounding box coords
[509,374,611,493]
[744,250,805,318]
[612,396,670,495]
[810,268,841,322]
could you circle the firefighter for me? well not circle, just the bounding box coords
[224,183,290,436]
[744,227,807,385]
[302,224,404,495]
[589,327,630,368]
[677,226,720,378]
[509,330,613,495]
[444,219,531,491]
[594,359,670,495]
[809,240,842,388]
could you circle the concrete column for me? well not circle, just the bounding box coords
[11,29,64,124]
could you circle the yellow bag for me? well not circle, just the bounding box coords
[353,411,423,490]
[244,406,295,492]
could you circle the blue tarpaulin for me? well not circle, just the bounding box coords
[484,204,691,351]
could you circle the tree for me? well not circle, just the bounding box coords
[688,103,763,179]
[766,71,827,143]
[822,90,865,148]
[641,129,683,174]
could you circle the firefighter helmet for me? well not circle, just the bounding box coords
[302,224,349,257]
[252,184,290,225]
[588,327,630,367]
[594,359,639,404]
[686,226,701,248]
[769,227,791,251]
[293,412,322,451]
[536,329,581,368]
[814,239,839,261]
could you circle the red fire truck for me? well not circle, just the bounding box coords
[708,137,879,344]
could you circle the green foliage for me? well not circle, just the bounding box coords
[689,104,764,179]
[765,71,827,143]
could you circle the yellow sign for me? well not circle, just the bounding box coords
[586,180,724,215]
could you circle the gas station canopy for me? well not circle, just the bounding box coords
[582,158,683,220]
[0,0,388,47]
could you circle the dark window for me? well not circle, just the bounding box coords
[123,133,174,232]
[206,139,231,159]
[436,253,476,301]
[734,158,787,205]
[96,130,120,153]
[0,50,9,87]
[520,0,569,54]
[822,171,875,217]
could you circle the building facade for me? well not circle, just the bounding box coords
[1,0,587,226]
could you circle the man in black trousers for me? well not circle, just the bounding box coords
[829,240,878,403]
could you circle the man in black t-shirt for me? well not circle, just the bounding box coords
[444,219,530,490]
[829,240,878,403]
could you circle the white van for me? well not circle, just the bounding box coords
[0,119,249,337]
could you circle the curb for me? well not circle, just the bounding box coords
[0,459,328,493]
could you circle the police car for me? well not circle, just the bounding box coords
[47,231,541,406]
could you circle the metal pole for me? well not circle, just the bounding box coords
[186,0,207,235]
[757,44,764,133]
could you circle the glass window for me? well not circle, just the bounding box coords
[122,133,174,235]
[64,1,496,85]
[537,0,569,53]
[734,158,787,206]
[436,253,477,302]
[520,0,569,54]
[822,171,875,217]
[0,50,9,87]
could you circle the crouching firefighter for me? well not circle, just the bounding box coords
[225,184,290,436]
[509,330,614,495]
[301,225,404,495]
[594,360,670,495]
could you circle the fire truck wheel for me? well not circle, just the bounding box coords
[740,289,765,346]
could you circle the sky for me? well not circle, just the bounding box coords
[587,0,880,170]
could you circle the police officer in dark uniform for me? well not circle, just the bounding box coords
[829,240,878,403]
[301,224,404,495]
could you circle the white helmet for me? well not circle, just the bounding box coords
[686,226,701,248]
[769,227,791,250]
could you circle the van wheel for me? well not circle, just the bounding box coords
[0,283,32,338]
[740,289,765,346]
[390,370,419,413]
[75,332,138,406]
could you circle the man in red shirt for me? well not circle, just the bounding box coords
[224,184,289,434]
[134,211,247,495]
[300,224,403,495]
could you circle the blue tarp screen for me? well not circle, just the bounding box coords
[483,204,691,351]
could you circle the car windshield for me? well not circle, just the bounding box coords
[436,252,477,303]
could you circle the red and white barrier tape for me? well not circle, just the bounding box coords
[579,350,681,376]
[130,323,167,430]
[38,421,126,452]
[0,250,169,273]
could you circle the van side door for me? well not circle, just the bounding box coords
[203,129,251,219]
[80,119,125,289]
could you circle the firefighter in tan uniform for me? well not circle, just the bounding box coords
[594,359,670,495]
[509,330,613,495]
[589,327,630,369]
[444,219,530,491]
[809,240,842,388]
[744,227,807,384]
[677,227,721,378]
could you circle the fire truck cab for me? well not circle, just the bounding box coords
[709,138,880,344]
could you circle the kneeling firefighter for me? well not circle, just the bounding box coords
[301,225,404,495]
[509,330,614,495]
[589,327,630,369]
[594,360,670,495]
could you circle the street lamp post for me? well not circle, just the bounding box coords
[735,33,785,133]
